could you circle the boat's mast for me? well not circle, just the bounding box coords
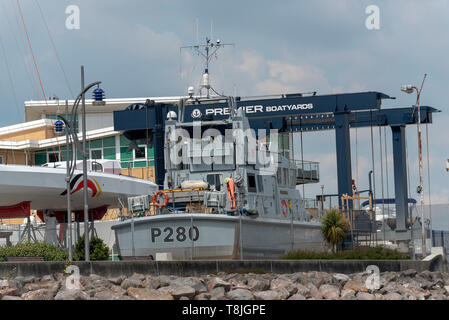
[180,37,234,98]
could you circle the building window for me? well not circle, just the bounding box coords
[247,173,257,193]
[134,145,147,160]
[91,161,103,172]
[0,155,3,164]
[90,148,103,160]
[207,174,222,191]
[47,152,60,163]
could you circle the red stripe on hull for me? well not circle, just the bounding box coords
[37,205,109,223]
[0,201,31,218]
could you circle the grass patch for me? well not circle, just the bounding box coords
[282,246,410,260]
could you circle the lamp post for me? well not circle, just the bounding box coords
[320,185,324,216]
[401,74,427,258]
[57,68,102,262]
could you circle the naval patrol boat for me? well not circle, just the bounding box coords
[112,96,324,260]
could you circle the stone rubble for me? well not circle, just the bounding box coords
[0,269,448,300]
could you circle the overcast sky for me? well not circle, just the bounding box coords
[0,1,449,213]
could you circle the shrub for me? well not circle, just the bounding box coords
[282,245,410,260]
[0,242,68,261]
[74,235,110,261]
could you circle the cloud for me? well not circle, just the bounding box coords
[233,50,333,95]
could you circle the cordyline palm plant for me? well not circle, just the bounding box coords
[321,209,350,253]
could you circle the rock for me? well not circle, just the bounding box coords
[254,290,282,300]
[127,287,173,300]
[171,277,207,294]
[110,285,127,296]
[24,283,41,292]
[157,284,194,298]
[129,273,146,281]
[226,288,254,300]
[40,279,61,294]
[247,279,270,291]
[23,276,37,284]
[374,293,385,300]
[275,287,291,300]
[108,276,125,286]
[55,289,89,300]
[357,292,375,300]
[343,280,368,292]
[167,285,196,300]
[431,279,445,290]
[319,284,340,300]
[340,289,356,300]
[429,293,447,300]
[207,278,231,292]
[143,276,161,290]
[2,295,23,300]
[316,272,335,286]
[444,286,449,294]
[157,275,173,287]
[121,278,143,290]
[21,289,55,300]
[179,296,190,300]
[397,284,427,300]
[295,283,311,297]
[415,277,434,290]
[53,273,65,282]
[223,273,238,281]
[379,282,399,295]
[0,280,21,297]
[288,293,307,300]
[333,273,350,283]
[380,272,398,285]
[402,269,418,278]
[229,279,250,291]
[270,278,297,297]
[209,287,226,300]
[384,292,403,300]
[194,293,211,300]
[94,291,131,300]
[90,276,112,290]
[0,287,20,297]
[41,275,54,282]
[305,283,322,299]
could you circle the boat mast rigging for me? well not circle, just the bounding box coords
[180,37,234,98]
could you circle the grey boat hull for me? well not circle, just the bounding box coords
[112,214,323,260]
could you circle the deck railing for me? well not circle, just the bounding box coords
[294,160,320,184]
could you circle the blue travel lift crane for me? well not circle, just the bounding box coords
[113,91,439,243]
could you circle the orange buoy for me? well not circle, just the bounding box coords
[152,191,169,208]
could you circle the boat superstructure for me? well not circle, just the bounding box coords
[112,99,323,260]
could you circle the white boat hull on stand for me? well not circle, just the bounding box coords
[0,164,158,212]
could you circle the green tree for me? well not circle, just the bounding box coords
[321,209,350,253]
[74,235,110,261]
